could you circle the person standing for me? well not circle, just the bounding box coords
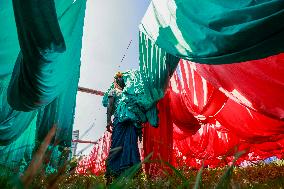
[105,72,141,184]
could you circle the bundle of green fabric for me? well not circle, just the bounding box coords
[103,69,159,127]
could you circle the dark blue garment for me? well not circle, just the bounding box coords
[105,119,141,178]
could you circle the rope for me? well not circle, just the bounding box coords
[79,122,96,140]
[78,40,133,95]
[76,143,94,155]
[119,40,132,65]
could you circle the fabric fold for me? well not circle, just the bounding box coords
[8,0,67,111]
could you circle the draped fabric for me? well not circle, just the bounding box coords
[139,32,180,106]
[78,64,284,171]
[194,54,284,119]
[0,113,37,168]
[0,0,86,168]
[143,58,284,169]
[143,94,173,174]
[170,59,284,167]
[0,75,37,146]
[8,0,85,112]
[0,0,19,76]
[76,132,111,175]
[36,0,87,148]
[75,0,284,172]
[140,0,284,170]
[140,0,284,64]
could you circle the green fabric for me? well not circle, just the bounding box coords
[0,1,37,147]
[0,0,86,168]
[103,70,159,127]
[0,113,37,168]
[36,0,86,148]
[140,0,284,64]
[138,0,284,112]
[0,74,36,145]
[0,0,19,76]
[8,0,84,111]
[139,32,179,104]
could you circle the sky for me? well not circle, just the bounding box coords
[73,0,150,155]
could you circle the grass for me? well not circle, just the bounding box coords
[0,128,283,189]
[0,157,284,188]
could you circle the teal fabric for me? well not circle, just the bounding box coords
[8,0,84,111]
[0,112,37,168]
[138,0,284,112]
[36,0,86,148]
[0,0,37,147]
[103,70,159,127]
[108,88,123,122]
[139,32,179,104]
[140,0,284,64]
[0,0,86,168]
[0,74,36,145]
[0,0,19,76]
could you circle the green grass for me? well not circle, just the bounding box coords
[0,158,283,189]
[1,129,283,188]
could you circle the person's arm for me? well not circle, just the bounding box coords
[106,96,114,132]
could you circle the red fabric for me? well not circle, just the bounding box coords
[76,132,144,175]
[215,99,284,142]
[79,53,284,173]
[76,132,111,175]
[143,94,173,175]
[194,53,284,119]
[144,54,284,169]
[172,61,229,117]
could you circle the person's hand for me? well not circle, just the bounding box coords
[106,122,113,133]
